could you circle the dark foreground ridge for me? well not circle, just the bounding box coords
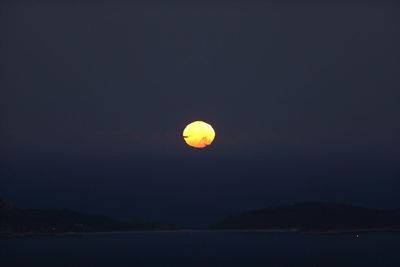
[211,202,400,232]
[0,198,176,235]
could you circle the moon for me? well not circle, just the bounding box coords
[183,121,215,148]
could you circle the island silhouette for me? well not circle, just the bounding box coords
[0,198,175,235]
[2,198,400,236]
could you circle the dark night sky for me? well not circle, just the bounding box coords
[1,1,400,226]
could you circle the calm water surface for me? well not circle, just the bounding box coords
[1,231,400,267]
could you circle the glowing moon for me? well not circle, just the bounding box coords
[183,121,215,148]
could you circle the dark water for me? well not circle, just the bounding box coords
[1,231,400,267]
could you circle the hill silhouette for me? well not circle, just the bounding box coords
[0,198,175,234]
[211,202,400,232]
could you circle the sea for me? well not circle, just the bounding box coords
[1,231,400,267]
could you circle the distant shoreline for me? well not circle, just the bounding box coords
[2,228,400,238]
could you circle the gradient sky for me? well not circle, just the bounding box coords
[1,1,400,226]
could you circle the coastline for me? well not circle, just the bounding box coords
[2,228,400,238]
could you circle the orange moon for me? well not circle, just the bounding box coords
[183,121,215,148]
